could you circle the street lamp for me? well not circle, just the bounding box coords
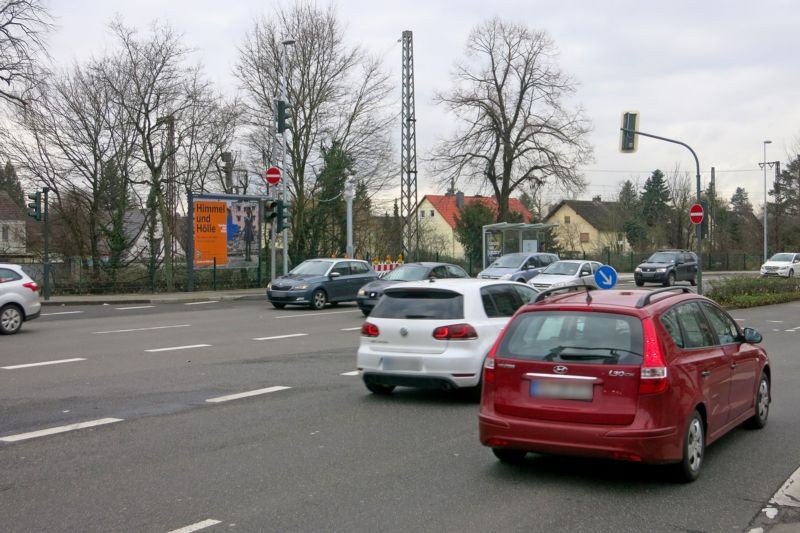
[761,140,772,263]
[280,37,295,275]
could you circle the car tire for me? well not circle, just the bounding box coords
[689,275,697,286]
[663,272,676,287]
[0,304,23,335]
[516,278,526,283]
[309,289,327,310]
[745,373,770,429]
[361,309,370,317]
[674,410,704,483]
[492,448,527,464]
[789,269,795,278]
[271,302,286,309]
[635,279,645,287]
[365,381,395,395]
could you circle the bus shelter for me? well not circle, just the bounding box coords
[482,222,558,269]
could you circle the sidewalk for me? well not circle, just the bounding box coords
[42,287,266,306]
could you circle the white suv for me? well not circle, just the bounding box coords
[357,279,538,395]
[760,253,800,277]
[0,263,42,334]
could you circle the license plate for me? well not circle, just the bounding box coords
[270,290,288,297]
[530,380,593,401]
[382,357,421,371]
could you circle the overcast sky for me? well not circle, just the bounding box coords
[48,0,800,208]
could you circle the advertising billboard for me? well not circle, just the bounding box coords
[193,196,261,269]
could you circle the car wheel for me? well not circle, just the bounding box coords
[309,289,327,310]
[516,278,526,283]
[789,269,795,278]
[0,304,23,335]
[365,381,395,395]
[663,272,676,287]
[361,309,370,317]
[271,302,286,309]
[745,373,770,429]
[492,448,527,464]
[689,275,697,286]
[635,279,645,287]
[674,410,704,482]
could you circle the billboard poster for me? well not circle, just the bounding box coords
[193,196,261,269]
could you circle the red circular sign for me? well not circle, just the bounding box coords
[265,167,281,185]
[690,203,704,224]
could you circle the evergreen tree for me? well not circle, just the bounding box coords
[454,201,495,267]
[640,170,671,228]
[730,187,753,216]
[0,161,24,208]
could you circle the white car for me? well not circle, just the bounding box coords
[357,279,538,395]
[0,263,42,334]
[528,260,603,290]
[760,253,800,277]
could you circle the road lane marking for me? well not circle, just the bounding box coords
[768,320,784,323]
[341,371,360,376]
[2,358,86,370]
[167,519,222,533]
[184,301,219,306]
[252,333,308,341]
[93,324,191,335]
[115,305,156,310]
[145,344,210,353]
[41,311,84,316]
[0,418,124,443]
[275,310,359,319]
[340,327,362,331]
[206,386,291,403]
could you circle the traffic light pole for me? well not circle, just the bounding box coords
[42,187,50,301]
[620,127,703,295]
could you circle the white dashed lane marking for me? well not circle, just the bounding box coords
[0,418,123,443]
[206,386,291,403]
[167,518,222,533]
[340,327,361,331]
[145,344,211,353]
[341,371,360,376]
[275,310,359,319]
[41,311,84,316]
[184,301,218,306]
[115,305,156,310]
[252,333,308,341]
[93,324,191,335]
[1,358,86,370]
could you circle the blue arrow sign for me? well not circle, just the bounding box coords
[594,265,618,290]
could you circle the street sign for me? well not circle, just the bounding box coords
[594,265,618,290]
[690,203,704,225]
[265,167,281,185]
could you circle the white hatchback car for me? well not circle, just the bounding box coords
[528,260,603,290]
[0,263,42,334]
[760,252,800,277]
[357,279,538,395]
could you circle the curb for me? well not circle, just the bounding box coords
[41,292,265,306]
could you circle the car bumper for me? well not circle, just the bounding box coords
[355,296,378,313]
[25,306,41,321]
[479,410,681,464]
[267,289,312,305]
[634,273,667,283]
[760,270,790,277]
[357,347,483,388]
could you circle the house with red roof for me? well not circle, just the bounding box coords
[417,192,532,259]
[0,191,27,256]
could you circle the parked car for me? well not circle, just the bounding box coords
[356,262,469,316]
[634,249,697,287]
[357,279,539,395]
[0,263,42,334]
[266,258,378,310]
[760,252,800,277]
[477,252,559,283]
[479,283,770,482]
[528,260,603,290]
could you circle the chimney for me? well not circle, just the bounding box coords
[592,195,602,203]
[455,191,465,209]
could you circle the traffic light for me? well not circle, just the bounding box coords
[619,111,639,153]
[276,99,291,133]
[276,199,288,233]
[265,199,278,222]
[27,191,42,221]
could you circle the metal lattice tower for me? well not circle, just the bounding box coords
[400,30,418,260]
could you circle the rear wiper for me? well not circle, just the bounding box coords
[404,314,433,319]
[544,346,643,361]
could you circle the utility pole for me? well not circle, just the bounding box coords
[42,187,50,301]
[400,30,419,261]
[344,175,354,259]
[281,38,295,276]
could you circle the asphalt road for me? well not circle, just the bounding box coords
[1,296,798,532]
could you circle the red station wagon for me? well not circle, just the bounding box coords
[479,285,771,482]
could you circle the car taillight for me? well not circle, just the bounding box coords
[640,318,668,394]
[361,322,379,337]
[432,323,477,340]
[22,281,39,293]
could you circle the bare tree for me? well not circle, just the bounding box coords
[0,0,52,107]
[665,165,694,249]
[431,18,593,221]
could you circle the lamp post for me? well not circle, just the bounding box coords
[281,38,295,276]
[761,140,772,263]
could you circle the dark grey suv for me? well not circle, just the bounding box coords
[267,258,378,310]
[634,250,698,287]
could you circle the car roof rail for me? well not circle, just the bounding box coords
[533,278,598,303]
[635,286,694,308]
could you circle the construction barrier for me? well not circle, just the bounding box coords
[373,262,400,273]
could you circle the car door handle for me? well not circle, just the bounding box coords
[701,371,711,377]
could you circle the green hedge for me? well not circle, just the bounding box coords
[706,276,800,309]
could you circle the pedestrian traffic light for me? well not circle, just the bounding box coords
[276,99,291,134]
[27,191,42,221]
[276,199,288,233]
[265,199,278,222]
[619,111,639,153]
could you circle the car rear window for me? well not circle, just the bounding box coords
[371,289,464,320]
[496,311,644,364]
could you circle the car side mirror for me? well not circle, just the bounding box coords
[742,327,762,344]
[330,272,341,279]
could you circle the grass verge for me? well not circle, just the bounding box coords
[707,276,800,309]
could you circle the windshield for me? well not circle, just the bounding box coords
[646,252,677,263]
[383,265,430,281]
[290,260,331,276]
[489,253,526,269]
[769,253,795,262]
[542,262,579,276]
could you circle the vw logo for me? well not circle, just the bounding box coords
[399,327,408,337]
[553,365,568,374]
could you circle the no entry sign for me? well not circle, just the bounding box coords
[690,203,704,225]
[265,167,281,185]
